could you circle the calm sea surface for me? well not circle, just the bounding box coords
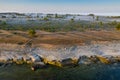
[0,63,120,80]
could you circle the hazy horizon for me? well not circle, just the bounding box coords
[0,0,120,16]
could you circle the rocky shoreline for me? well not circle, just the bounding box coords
[1,54,120,71]
[0,42,120,70]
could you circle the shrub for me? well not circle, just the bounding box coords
[43,17,49,21]
[96,16,99,21]
[116,23,120,30]
[28,29,36,37]
[88,14,95,16]
[70,18,74,23]
[1,21,7,25]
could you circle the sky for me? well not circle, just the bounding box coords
[0,0,120,16]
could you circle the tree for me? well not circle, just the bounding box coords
[28,29,36,37]
[43,17,49,21]
[88,14,95,16]
[88,14,95,20]
[70,18,74,23]
[1,21,7,25]
[96,16,99,21]
[116,23,120,30]
[99,21,103,26]
[55,14,58,18]
[111,20,117,25]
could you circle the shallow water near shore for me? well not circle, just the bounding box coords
[0,63,120,80]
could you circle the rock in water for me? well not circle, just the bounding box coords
[31,62,46,71]
[60,58,77,67]
[78,55,92,65]
[46,60,62,67]
[89,55,99,63]
[97,56,110,64]
[45,56,57,62]
[23,56,32,64]
[43,56,62,67]
[13,56,24,64]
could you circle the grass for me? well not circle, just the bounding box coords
[0,19,118,32]
[0,18,119,46]
[0,30,120,47]
[0,19,119,47]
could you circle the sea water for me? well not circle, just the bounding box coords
[0,63,120,80]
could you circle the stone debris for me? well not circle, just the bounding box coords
[60,58,77,67]
[97,56,111,64]
[29,54,42,62]
[78,56,92,65]
[0,42,120,70]
[31,62,46,71]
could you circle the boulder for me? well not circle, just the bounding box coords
[23,56,32,64]
[60,58,78,67]
[34,62,45,65]
[31,62,46,71]
[89,55,99,63]
[13,56,23,61]
[114,56,120,62]
[45,56,57,62]
[43,56,61,67]
[17,56,23,61]
[13,56,24,64]
[107,56,117,63]
[97,56,110,64]
[44,58,77,67]
[105,56,120,64]
[29,54,42,62]
[78,55,92,65]
[15,61,24,64]
[44,59,62,67]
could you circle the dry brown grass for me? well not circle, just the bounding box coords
[0,30,120,48]
[0,30,28,44]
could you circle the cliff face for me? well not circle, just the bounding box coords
[0,41,120,63]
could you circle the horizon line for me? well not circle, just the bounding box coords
[0,11,120,16]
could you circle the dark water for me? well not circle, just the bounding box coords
[0,63,120,80]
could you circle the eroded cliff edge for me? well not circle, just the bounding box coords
[0,41,120,66]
